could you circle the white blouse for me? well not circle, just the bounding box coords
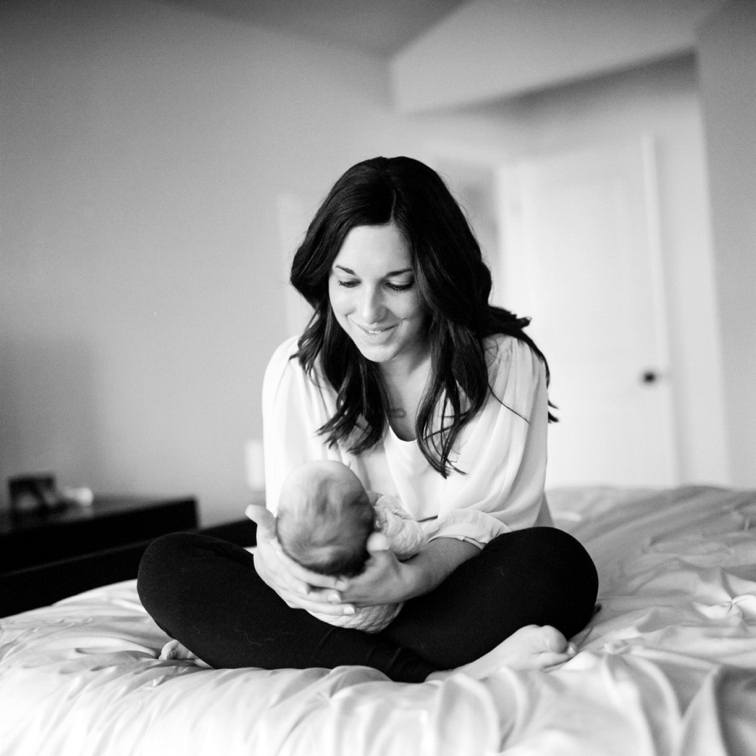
[262,333,553,549]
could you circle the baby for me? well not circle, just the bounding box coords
[160,460,425,663]
[275,459,426,632]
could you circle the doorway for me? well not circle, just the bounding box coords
[496,137,679,488]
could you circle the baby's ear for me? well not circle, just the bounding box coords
[366,532,390,553]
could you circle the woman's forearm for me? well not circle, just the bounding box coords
[338,535,481,607]
[400,537,481,600]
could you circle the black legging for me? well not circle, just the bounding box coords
[137,527,598,684]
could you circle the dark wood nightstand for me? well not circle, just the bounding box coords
[0,496,264,618]
[0,495,198,573]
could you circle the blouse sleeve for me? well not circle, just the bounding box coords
[430,334,552,547]
[261,336,345,515]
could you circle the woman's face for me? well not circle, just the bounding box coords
[328,223,429,371]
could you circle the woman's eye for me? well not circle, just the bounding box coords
[337,279,359,289]
[386,281,414,292]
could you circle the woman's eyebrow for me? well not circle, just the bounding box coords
[334,265,413,277]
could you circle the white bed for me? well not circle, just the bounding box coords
[2,485,755,756]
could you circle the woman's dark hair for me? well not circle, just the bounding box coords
[290,156,552,477]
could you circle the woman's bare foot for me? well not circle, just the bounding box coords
[159,639,212,668]
[426,625,576,682]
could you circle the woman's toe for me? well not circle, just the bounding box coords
[541,626,569,654]
[159,640,179,660]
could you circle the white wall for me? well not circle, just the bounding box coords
[392,0,722,112]
[697,0,756,488]
[0,0,531,524]
[0,0,402,524]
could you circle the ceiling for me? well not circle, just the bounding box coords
[163,0,468,56]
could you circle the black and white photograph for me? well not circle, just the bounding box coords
[1,1,755,753]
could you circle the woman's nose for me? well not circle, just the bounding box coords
[359,287,385,323]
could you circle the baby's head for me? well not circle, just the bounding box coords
[276,460,376,577]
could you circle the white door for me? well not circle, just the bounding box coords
[496,138,678,488]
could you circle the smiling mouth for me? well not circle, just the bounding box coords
[356,323,395,336]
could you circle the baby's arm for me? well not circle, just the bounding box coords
[375,496,427,560]
[159,639,213,668]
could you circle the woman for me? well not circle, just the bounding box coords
[138,156,598,684]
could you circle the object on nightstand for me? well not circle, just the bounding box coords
[8,474,68,520]
[63,487,95,507]
[0,494,199,575]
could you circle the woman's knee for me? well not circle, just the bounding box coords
[486,527,595,576]
[139,533,201,586]
[483,527,599,631]
[137,533,219,620]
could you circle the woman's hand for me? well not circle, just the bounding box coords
[245,505,356,617]
[338,533,481,606]
[336,533,410,606]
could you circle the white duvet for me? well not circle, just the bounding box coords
[1,485,755,756]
